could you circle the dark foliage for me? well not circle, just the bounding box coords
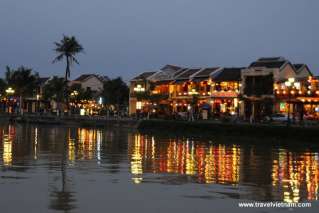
[0,78,7,95]
[5,66,39,97]
[102,77,129,109]
[69,83,93,102]
[42,76,66,102]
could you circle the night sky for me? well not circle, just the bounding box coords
[0,0,318,81]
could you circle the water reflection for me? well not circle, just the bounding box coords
[127,134,319,202]
[1,125,15,166]
[0,124,319,212]
[272,149,319,202]
[128,134,240,185]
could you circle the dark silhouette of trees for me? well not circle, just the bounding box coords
[42,76,66,113]
[102,77,129,112]
[0,78,6,95]
[5,66,39,114]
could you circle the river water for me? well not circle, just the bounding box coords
[0,123,318,212]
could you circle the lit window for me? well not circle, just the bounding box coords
[136,102,142,110]
[133,84,145,92]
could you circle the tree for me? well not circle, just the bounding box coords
[102,77,129,113]
[5,66,39,114]
[43,76,65,114]
[0,78,7,95]
[53,35,84,82]
[69,83,93,103]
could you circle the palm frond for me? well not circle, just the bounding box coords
[52,54,64,63]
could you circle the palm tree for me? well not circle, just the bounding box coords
[53,35,84,82]
[5,66,39,114]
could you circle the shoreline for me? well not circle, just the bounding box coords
[1,114,319,142]
[0,114,139,128]
[137,119,319,142]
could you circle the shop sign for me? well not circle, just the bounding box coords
[210,91,238,98]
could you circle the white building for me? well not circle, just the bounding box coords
[71,74,108,93]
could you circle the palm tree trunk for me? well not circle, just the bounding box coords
[65,56,70,115]
[65,56,70,82]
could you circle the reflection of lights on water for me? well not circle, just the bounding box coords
[128,134,241,184]
[186,140,196,176]
[3,135,12,166]
[96,130,102,164]
[67,128,103,163]
[67,128,76,163]
[2,125,15,166]
[77,128,96,160]
[151,137,155,160]
[272,150,319,202]
[34,128,38,160]
[130,135,143,184]
[68,139,76,163]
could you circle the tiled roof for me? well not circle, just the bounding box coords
[210,67,243,81]
[172,68,188,77]
[249,61,287,69]
[131,71,156,81]
[257,57,285,62]
[74,74,92,81]
[161,64,183,72]
[175,68,201,80]
[192,67,220,78]
[249,57,288,69]
[74,74,109,82]
[293,64,304,71]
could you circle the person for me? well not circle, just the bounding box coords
[250,114,254,124]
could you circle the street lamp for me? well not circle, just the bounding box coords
[284,78,299,126]
[5,87,15,95]
[70,90,79,114]
[70,90,78,97]
[5,87,15,114]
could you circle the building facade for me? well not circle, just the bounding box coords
[130,57,319,121]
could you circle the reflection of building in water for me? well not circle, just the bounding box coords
[3,135,12,166]
[130,134,144,184]
[1,125,16,166]
[272,149,319,202]
[33,127,38,160]
[68,129,76,163]
[78,128,96,160]
[128,134,240,184]
[67,128,103,162]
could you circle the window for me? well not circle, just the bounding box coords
[136,101,142,110]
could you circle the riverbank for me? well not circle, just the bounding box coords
[0,114,138,128]
[2,114,319,142]
[137,119,319,142]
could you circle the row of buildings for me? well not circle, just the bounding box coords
[129,57,319,121]
[2,74,108,114]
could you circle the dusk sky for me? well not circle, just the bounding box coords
[1,0,318,81]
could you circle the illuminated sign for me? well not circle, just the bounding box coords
[210,91,238,98]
